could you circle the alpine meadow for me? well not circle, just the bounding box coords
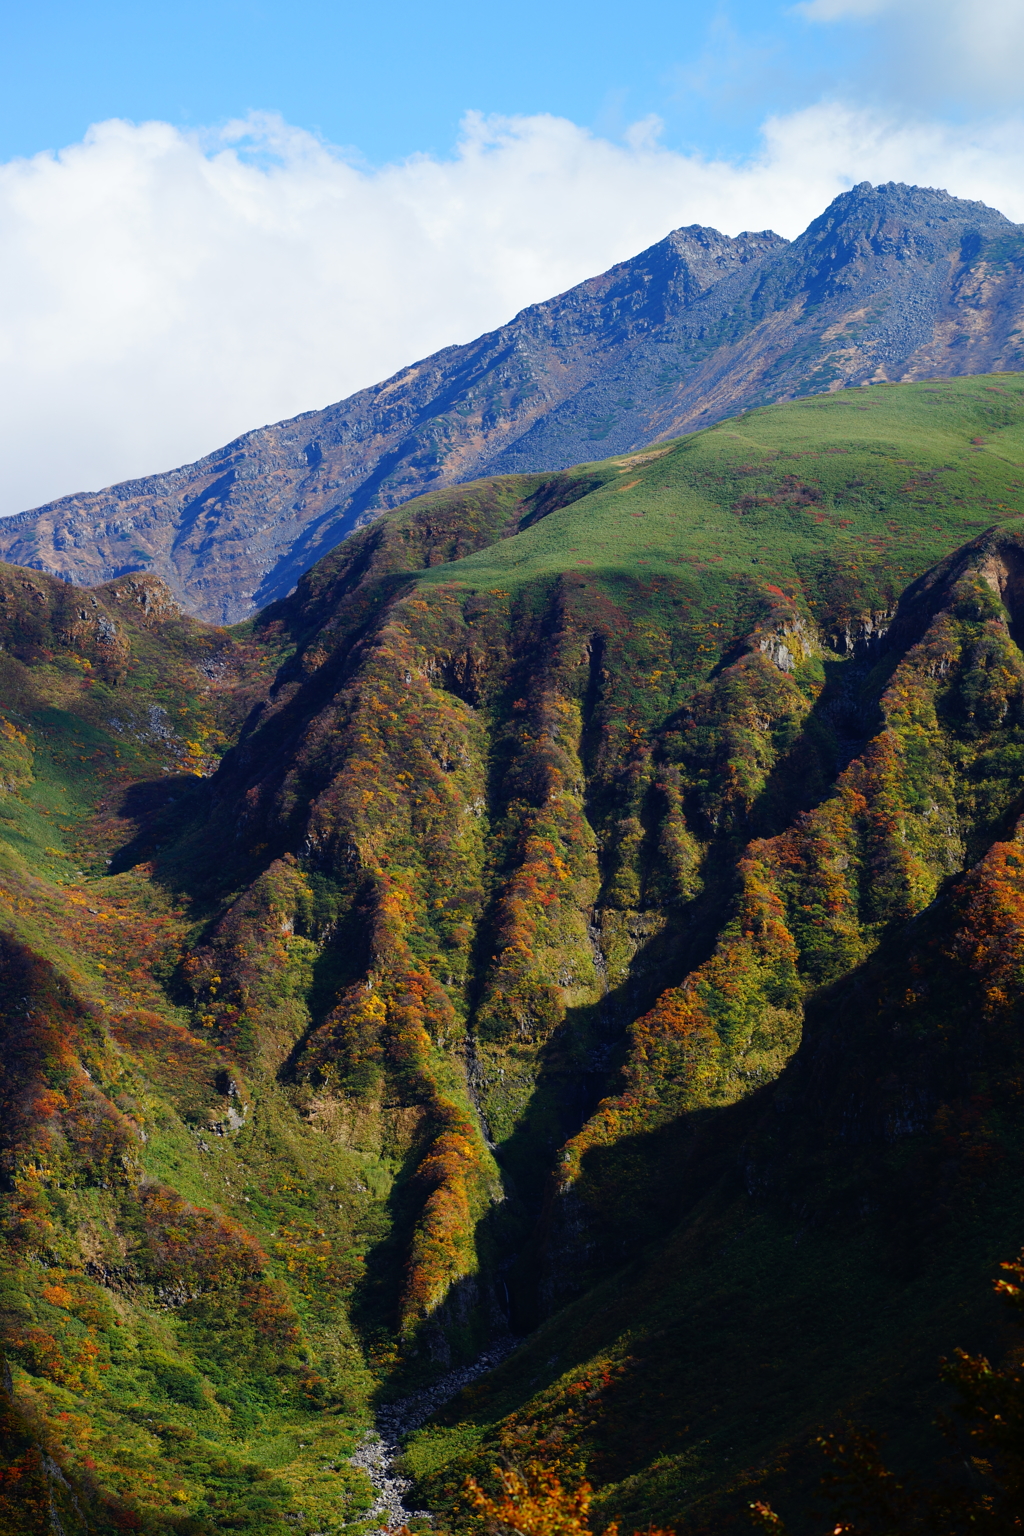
[4,183,1024,1536]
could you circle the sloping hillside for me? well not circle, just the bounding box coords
[1,185,1023,622]
[3,377,1024,1533]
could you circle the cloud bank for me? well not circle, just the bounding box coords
[796,0,1024,109]
[1,102,1023,516]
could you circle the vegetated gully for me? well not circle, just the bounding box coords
[350,619,889,1526]
[346,663,704,1526]
[349,906,672,1526]
[350,1025,584,1526]
[350,906,621,1524]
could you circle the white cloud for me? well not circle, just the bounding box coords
[0,103,1022,516]
[796,0,1024,105]
[797,0,898,16]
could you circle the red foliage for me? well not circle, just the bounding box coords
[139,1185,301,1354]
[0,935,140,1256]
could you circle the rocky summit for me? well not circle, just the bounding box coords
[4,377,1024,1533]
[1,182,1023,623]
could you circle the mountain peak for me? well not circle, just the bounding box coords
[2,188,1024,622]
[816,178,1016,232]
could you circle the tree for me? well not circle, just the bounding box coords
[462,1461,674,1536]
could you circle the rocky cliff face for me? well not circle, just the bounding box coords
[2,183,1023,623]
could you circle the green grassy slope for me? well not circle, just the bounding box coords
[3,376,1024,1534]
[0,575,384,1534]
[426,374,1024,608]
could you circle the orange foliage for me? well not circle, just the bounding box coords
[0,933,143,1262]
[402,1100,484,1331]
[946,834,1024,1017]
[5,1326,102,1393]
[464,1461,675,1536]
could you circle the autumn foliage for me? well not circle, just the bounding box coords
[8,403,1024,1536]
[464,1461,675,1536]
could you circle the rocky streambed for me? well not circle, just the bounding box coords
[350,1341,519,1529]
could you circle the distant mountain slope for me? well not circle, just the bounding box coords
[1,182,1023,623]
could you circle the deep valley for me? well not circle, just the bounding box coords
[3,375,1024,1533]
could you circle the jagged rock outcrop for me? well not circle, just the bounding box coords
[2,183,1023,623]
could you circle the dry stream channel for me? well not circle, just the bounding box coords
[350,1342,518,1529]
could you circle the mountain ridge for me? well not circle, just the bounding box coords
[3,378,1024,1531]
[0,222,784,623]
[3,182,1024,623]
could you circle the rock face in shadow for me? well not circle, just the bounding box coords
[2,182,1023,622]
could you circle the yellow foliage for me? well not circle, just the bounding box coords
[463,1461,676,1536]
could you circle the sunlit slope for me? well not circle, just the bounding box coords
[5,376,1024,1534]
[400,544,1024,1531]
[384,382,1024,1530]
[425,376,1024,612]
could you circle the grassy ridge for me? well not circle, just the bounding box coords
[3,377,1024,1532]
[428,376,1024,610]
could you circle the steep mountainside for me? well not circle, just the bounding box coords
[2,185,1024,623]
[3,377,1024,1534]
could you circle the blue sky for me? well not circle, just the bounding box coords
[3,0,863,167]
[1,0,1022,514]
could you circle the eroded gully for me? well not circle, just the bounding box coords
[349,1340,519,1528]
